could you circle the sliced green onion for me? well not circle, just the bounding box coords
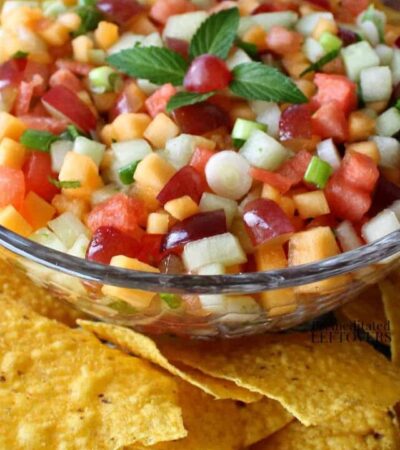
[49,177,81,189]
[89,66,122,94]
[233,138,245,148]
[20,129,59,152]
[232,118,267,142]
[160,293,182,310]
[235,38,258,58]
[12,51,28,60]
[319,32,342,53]
[300,48,340,77]
[304,156,333,189]
[118,161,141,185]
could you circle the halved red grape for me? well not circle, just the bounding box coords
[136,234,164,266]
[166,37,189,60]
[279,104,313,141]
[243,198,295,246]
[184,55,232,94]
[253,1,298,13]
[163,210,227,252]
[338,27,359,47]
[159,254,185,274]
[172,102,230,135]
[157,166,204,205]
[97,0,142,25]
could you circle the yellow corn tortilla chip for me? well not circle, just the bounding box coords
[251,408,400,450]
[79,320,261,403]
[0,256,84,326]
[154,333,400,426]
[0,296,185,449]
[380,279,400,366]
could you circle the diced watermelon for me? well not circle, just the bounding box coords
[190,147,215,175]
[250,167,292,194]
[340,152,379,193]
[277,150,313,187]
[150,0,197,25]
[14,81,34,116]
[266,26,303,55]
[339,0,369,18]
[23,61,49,97]
[23,152,59,203]
[145,83,177,118]
[49,69,83,93]
[19,115,69,134]
[87,193,147,239]
[312,73,357,116]
[0,167,25,210]
[55,59,93,76]
[312,102,348,142]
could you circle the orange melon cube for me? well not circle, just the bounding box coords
[52,194,90,220]
[0,113,26,141]
[261,184,281,203]
[57,12,82,32]
[147,212,169,234]
[130,182,160,212]
[0,138,25,169]
[347,141,380,165]
[134,153,176,193]
[72,35,93,63]
[293,191,330,219]
[38,21,70,47]
[164,195,199,221]
[348,111,376,142]
[144,113,180,149]
[112,113,151,142]
[94,21,119,50]
[0,205,33,237]
[312,17,338,40]
[59,152,103,200]
[22,191,56,230]
[129,13,158,35]
[242,25,268,51]
[278,196,296,218]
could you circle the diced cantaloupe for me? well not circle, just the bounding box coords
[261,184,281,203]
[0,113,26,141]
[59,152,103,200]
[312,17,338,40]
[102,256,159,309]
[293,191,330,219]
[348,111,376,142]
[38,21,70,47]
[128,12,158,35]
[237,0,259,15]
[112,113,152,142]
[0,138,25,169]
[134,153,176,193]
[255,243,297,313]
[94,21,119,50]
[278,196,296,218]
[289,226,350,293]
[242,25,268,51]
[347,141,380,165]
[294,79,316,99]
[147,212,169,234]
[93,92,118,113]
[164,195,199,221]
[57,12,82,32]
[100,124,114,146]
[0,205,33,237]
[144,113,180,149]
[72,35,93,63]
[52,194,90,221]
[2,6,43,32]
[130,182,160,212]
[22,191,55,230]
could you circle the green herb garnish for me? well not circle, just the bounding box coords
[73,0,103,37]
[166,91,215,113]
[160,293,182,310]
[20,129,59,152]
[49,178,82,189]
[118,160,141,185]
[300,49,341,77]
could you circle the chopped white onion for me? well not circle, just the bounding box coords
[336,221,363,252]
[316,139,341,171]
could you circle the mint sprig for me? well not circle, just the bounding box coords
[167,91,215,113]
[190,7,240,60]
[107,47,188,86]
[300,49,341,77]
[230,63,308,104]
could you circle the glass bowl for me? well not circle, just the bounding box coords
[0,225,400,338]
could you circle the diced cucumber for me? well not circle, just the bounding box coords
[198,294,261,319]
[360,66,392,103]
[375,44,394,66]
[91,184,120,206]
[232,118,267,142]
[73,136,105,167]
[371,136,400,168]
[199,193,238,227]
[376,108,400,137]
[239,129,289,171]
[107,33,145,55]
[50,140,73,173]
[226,49,252,70]
[357,5,386,42]
[48,212,90,250]
[316,139,341,171]
[252,101,281,138]
[319,32,342,53]
[164,134,208,169]
[112,139,152,167]
[68,234,90,259]
[198,263,226,275]
[303,38,325,63]
[391,49,400,85]
[51,272,86,295]
[30,228,67,252]
[362,210,400,244]
[335,221,363,252]
[296,12,334,36]
[359,20,380,46]
[183,233,247,271]
[238,11,298,36]
[163,11,208,41]
[341,41,380,81]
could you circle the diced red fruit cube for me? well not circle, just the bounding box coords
[109,81,144,121]
[279,104,313,141]
[0,59,24,89]
[243,198,295,246]
[184,55,232,94]
[145,83,177,118]
[14,81,34,116]
[0,167,25,210]
[19,115,69,134]
[340,152,379,193]
[190,147,215,175]
[339,0,369,18]
[150,0,197,24]
[157,165,204,205]
[172,102,230,135]
[253,1,298,13]
[250,167,292,194]
[306,214,339,230]
[312,74,357,116]
[136,234,165,266]
[306,0,331,10]
[97,0,143,25]
[86,193,147,240]
[312,102,348,142]
[49,69,83,93]
[277,150,313,187]
[22,152,59,203]
[370,175,400,217]
[266,26,303,55]
[163,210,227,252]
[55,59,93,77]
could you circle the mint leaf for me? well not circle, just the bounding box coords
[167,91,215,112]
[190,8,240,60]
[230,62,308,104]
[300,49,341,77]
[49,178,81,189]
[235,38,258,58]
[107,47,188,86]
[73,3,102,37]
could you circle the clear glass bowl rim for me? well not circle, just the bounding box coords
[1,226,400,295]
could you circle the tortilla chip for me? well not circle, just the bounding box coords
[154,333,400,426]
[380,279,400,366]
[78,320,261,403]
[251,408,400,450]
[0,256,84,326]
[0,296,185,449]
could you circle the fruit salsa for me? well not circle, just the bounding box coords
[0,0,400,318]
